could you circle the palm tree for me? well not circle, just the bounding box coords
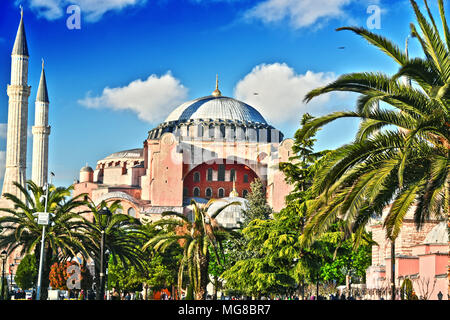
[298,0,449,299]
[0,181,90,299]
[143,199,239,300]
[83,199,147,299]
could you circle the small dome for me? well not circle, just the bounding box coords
[423,222,448,244]
[80,166,93,172]
[207,197,249,229]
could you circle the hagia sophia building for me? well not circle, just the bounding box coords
[72,76,295,226]
[0,11,447,299]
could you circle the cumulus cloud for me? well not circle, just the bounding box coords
[244,0,355,29]
[22,0,147,22]
[78,72,188,123]
[234,63,351,128]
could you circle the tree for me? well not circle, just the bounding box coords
[48,261,93,292]
[0,181,90,299]
[143,199,238,300]
[298,0,449,298]
[83,199,147,299]
[14,254,37,290]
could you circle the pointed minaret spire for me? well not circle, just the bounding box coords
[212,74,222,97]
[36,59,49,103]
[32,59,51,187]
[12,6,29,57]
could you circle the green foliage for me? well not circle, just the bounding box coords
[299,0,449,249]
[400,278,414,300]
[143,199,238,300]
[14,254,37,290]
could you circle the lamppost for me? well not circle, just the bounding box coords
[9,263,14,292]
[97,206,111,300]
[1,250,7,300]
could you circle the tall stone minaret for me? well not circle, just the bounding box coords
[2,8,31,200]
[31,60,50,187]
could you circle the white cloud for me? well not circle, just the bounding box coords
[244,0,354,29]
[78,72,188,123]
[234,63,351,128]
[23,0,147,22]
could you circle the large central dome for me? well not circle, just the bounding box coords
[164,95,268,125]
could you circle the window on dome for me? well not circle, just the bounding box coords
[209,125,215,138]
[193,187,200,197]
[244,174,249,183]
[194,172,200,182]
[243,190,248,198]
[183,187,188,197]
[205,188,212,198]
[218,188,225,198]
[218,164,225,181]
[207,168,213,181]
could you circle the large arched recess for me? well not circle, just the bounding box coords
[183,158,260,199]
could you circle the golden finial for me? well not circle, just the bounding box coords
[229,176,238,197]
[20,5,23,17]
[212,74,222,97]
[42,58,45,69]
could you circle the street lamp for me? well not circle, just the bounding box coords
[9,264,14,292]
[97,206,111,300]
[1,250,7,300]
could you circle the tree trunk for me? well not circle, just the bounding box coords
[212,275,218,300]
[194,251,209,300]
[391,239,396,300]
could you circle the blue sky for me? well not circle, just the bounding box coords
[0,0,440,188]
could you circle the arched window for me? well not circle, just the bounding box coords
[205,188,212,198]
[193,187,200,197]
[243,190,249,198]
[218,188,225,198]
[193,172,200,182]
[183,187,188,197]
[128,207,136,218]
[243,174,249,183]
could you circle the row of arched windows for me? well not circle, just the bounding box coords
[190,187,248,198]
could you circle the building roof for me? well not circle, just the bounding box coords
[36,63,49,103]
[12,10,29,56]
[164,95,268,125]
[103,148,143,160]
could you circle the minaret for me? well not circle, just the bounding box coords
[31,59,51,187]
[2,8,31,200]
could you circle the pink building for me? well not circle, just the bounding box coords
[73,83,294,226]
[366,205,448,300]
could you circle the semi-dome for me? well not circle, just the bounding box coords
[164,95,268,125]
